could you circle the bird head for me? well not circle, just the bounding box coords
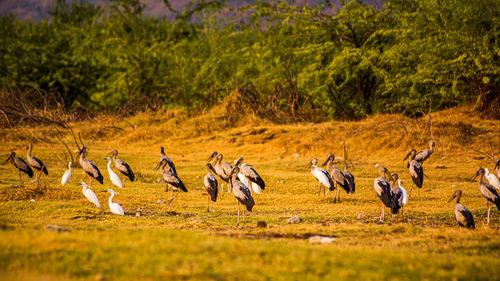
[207,151,218,162]
[25,143,33,151]
[205,162,215,174]
[321,154,334,167]
[154,158,166,171]
[495,159,500,171]
[109,150,118,157]
[472,167,485,181]
[80,182,88,188]
[448,189,462,203]
[4,151,15,165]
[307,158,318,168]
[233,157,244,167]
[430,140,436,148]
[391,173,398,182]
[403,149,416,161]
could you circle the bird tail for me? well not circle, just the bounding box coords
[495,199,500,212]
[128,171,135,182]
[97,174,104,184]
[255,177,265,190]
[42,166,48,175]
[245,197,255,212]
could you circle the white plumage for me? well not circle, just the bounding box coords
[105,189,124,215]
[237,165,262,194]
[61,162,72,185]
[485,168,500,192]
[398,179,408,206]
[81,182,100,208]
[312,166,333,190]
[105,157,122,188]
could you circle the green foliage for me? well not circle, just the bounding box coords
[0,0,499,118]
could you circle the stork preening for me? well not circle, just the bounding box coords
[102,189,124,215]
[404,149,424,195]
[76,146,103,187]
[81,182,100,208]
[25,143,48,187]
[61,162,72,185]
[208,152,233,192]
[155,157,187,205]
[233,157,265,194]
[307,158,335,196]
[448,190,475,229]
[373,164,393,223]
[105,157,123,188]
[473,168,500,226]
[407,140,436,164]
[204,163,218,213]
[110,150,135,187]
[343,161,355,194]
[322,154,350,202]
[484,168,500,192]
[228,166,254,226]
[4,151,33,186]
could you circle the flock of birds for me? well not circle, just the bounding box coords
[3,140,500,228]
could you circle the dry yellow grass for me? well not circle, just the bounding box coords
[0,106,500,280]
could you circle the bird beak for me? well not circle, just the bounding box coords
[100,190,107,193]
[447,194,455,203]
[3,155,11,165]
[321,158,328,167]
[471,172,478,181]
[207,152,217,162]
[153,161,162,171]
[403,151,411,161]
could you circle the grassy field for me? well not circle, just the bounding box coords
[1,106,500,280]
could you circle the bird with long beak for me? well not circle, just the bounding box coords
[373,163,393,223]
[307,158,335,196]
[110,150,135,187]
[322,154,349,202]
[473,168,500,226]
[25,143,48,188]
[406,140,436,165]
[75,146,103,187]
[4,151,33,186]
[227,165,254,226]
[156,157,187,205]
[204,163,218,213]
[233,157,265,194]
[403,149,424,195]
[448,190,475,229]
[208,152,233,193]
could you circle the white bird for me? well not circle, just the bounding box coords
[105,157,122,188]
[61,162,72,185]
[485,168,500,192]
[104,189,124,215]
[308,158,335,196]
[81,182,100,208]
[398,179,409,206]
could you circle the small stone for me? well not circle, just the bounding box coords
[357,213,365,219]
[293,153,300,158]
[95,273,105,281]
[45,225,71,233]
[30,199,35,202]
[309,235,336,244]
[280,180,286,184]
[287,216,302,223]
[257,221,267,228]
[136,212,142,217]
[157,199,165,204]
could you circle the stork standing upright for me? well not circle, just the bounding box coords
[322,154,349,202]
[373,163,393,223]
[204,163,218,213]
[410,140,436,164]
[307,158,335,196]
[448,190,475,229]
[233,157,265,194]
[4,151,33,186]
[403,149,424,195]
[473,168,500,226]
[155,157,187,205]
[157,147,177,176]
[228,166,254,226]
[76,146,103,187]
[25,143,48,187]
[343,161,355,194]
[208,152,233,192]
[110,150,135,187]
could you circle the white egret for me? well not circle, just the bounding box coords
[61,162,72,185]
[81,182,100,208]
[105,157,122,188]
[103,189,124,215]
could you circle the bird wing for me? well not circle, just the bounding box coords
[486,174,500,191]
[160,156,177,175]
[221,162,233,178]
[214,164,228,182]
[330,166,349,193]
[84,159,103,184]
[414,149,430,162]
[111,203,124,215]
[455,203,474,228]
[400,186,408,205]
[84,189,100,208]
[409,161,424,188]
[61,170,71,185]
[390,187,403,214]
[108,167,123,188]
[374,177,391,207]
[232,182,255,211]
[28,155,48,175]
[204,173,218,201]
[115,159,135,181]
[343,170,355,193]
[479,183,500,205]
[313,167,334,190]
[14,157,33,177]
[162,170,187,192]
[242,164,265,190]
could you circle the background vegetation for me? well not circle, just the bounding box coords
[0,0,499,122]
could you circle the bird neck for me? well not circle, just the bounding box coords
[107,160,112,168]
[477,175,484,184]
[27,145,32,156]
[108,193,115,205]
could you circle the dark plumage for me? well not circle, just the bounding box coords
[413,140,436,164]
[474,168,500,226]
[390,182,403,215]
[158,146,177,176]
[160,158,187,192]
[404,149,424,190]
[323,154,349,194]
[26,143,48,175]
[448,190,475,229]
[111,150,135,182]
[204,163,218,203]
[343,161,355,193]
[5,151,33,185]
[77,146,103,185]
[234,157,266,193]
[228,166,255,226]
[373,164,393,223]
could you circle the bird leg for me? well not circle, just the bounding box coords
[89,177,93,188]
[487,201,491,225]
[237,201,240,227]
[207,195,210,212]
[380,202,384,223]
[246,177,252,194]
[338,189,341,202]
[18,171,22,187]
[317,184,322,196]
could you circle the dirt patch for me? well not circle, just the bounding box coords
[0,185,80,202]
[217,231,335,240]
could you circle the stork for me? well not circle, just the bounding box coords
[448,190,475,229]
[156,146,177,177]
[407,140,436,164]
[75,146,103,187]
[373,163,393,223]
[473,168,500,226]
[403,149,424,195]
[208,152,233,192]
[228,166,255,226]
[307,158,335,196]
[25,143,48,187]
[343,161,355,194]
[389,174,408,220]
[322,154,349,202]
[156,157,187,205]
[110,150,135,187]
[233,157,265,194]
[4,151,33,186]
[204,163,218,213]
